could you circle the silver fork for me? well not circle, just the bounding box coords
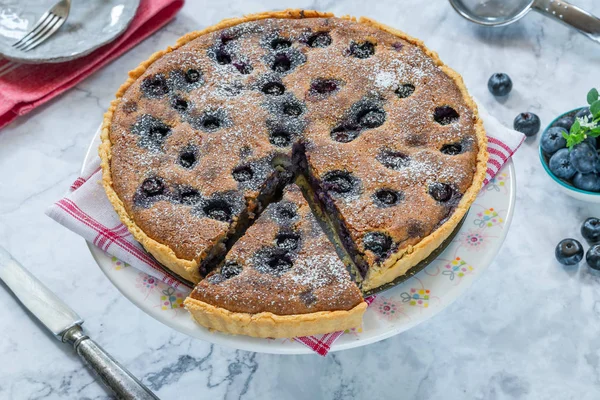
[14,0,71,52]
[0,0,71,78]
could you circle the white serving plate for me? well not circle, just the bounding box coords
[84,130,515,354]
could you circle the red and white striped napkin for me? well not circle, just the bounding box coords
[46,104,524,355]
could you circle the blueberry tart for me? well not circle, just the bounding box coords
[100,9,487,337]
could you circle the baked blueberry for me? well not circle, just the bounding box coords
[274,203,297,222]
[428,182,453,202]
[349,41,375,58]
[299,290,317,306]
[169,69,204,92]
[363,231,393,258]
[271,38,292,50]
[307,32,331,48]
[191,111,228,132]
[272,53,291,72]
[433,106,459,125]
[487,73,512,96]
[395,83,415,98]
[132,115,172,149]
[586,245,600,270]
[573,172,600,192]
[570,142,598,173]
[234,62,253,74]
[185,69,201,83]
[232,165,254,182]
[171,96,189,112]
[262,82,285,96]
[178,148,197,168]
[322,171,359,196]
[270,130,293,147]
[275,232,300,250]
[540,127,567,155]
[310,79,339,95]
[221,261,243,279]
[440,143,463,155]
[215,48,232,65]
[203,116,221,131]
[373,189,403,207]
[141,74,169,98]
[377,149,410,170]
[282,102,303,117]
[254,248,294,275]
[358,108,386,129]
[267,253,293,274]
[553,115,575,132]
[141,177,165,196]
[331,124,361,143]
[555,238,583,265]
[548,148,576,180]
[513,112,540,137]
[581,217,600,243]
[203,199,232,222]
[177,187,202,205]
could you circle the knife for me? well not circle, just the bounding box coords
[0,246,159,400]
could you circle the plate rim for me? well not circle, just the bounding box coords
[0,0,140,64]
[83,126,516,354]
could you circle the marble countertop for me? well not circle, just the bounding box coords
[1,1,599,398]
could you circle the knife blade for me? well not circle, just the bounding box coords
[0,245,159,400]
[0,246,82,338]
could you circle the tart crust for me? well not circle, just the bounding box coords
[184,297,367,338]
[99,9,488,337]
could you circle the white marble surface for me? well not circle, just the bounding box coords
[1,1,599,398]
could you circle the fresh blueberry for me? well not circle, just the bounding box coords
[573,172,600,192]
[570,142,598,173]
[553,115,575,132]
[487,73,512,96]
[541,127,567,155]
[549,148,576,180]
[585,135,597,149]
[586,245,600,270]
[576,107,592,121]
[514,112,541,137]
[555,238,583,265]
[581,217,600,243]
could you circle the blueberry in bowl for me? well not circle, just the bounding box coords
[539,88,600,202]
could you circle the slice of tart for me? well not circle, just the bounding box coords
[184,183,366,338]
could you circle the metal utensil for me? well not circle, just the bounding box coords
[0,0,72,78]
[0,246,159,400]
[13,0,71,52]
[449,0,600,44]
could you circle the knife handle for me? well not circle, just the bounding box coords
[63,326,159,400]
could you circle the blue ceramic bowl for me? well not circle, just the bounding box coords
[539,107,600,202]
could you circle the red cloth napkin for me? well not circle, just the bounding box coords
[0,0,184,129]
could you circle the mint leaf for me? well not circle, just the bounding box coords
[571,118,581,134]
[591,99,600,118]
[590,126,600,135]
[588,88,599,105]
